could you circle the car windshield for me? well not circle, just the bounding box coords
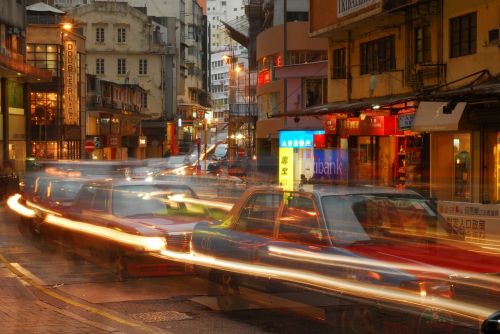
[321,194,457,245]
[111,184,204,218]
[49,180,83,202]
[214,144,227,157]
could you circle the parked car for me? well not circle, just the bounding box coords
[190,185,500,333]
[43,179,218,280]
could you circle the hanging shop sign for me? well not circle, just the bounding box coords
[324,115,337,134]
[63,40,79,125]
[398,113,416,131]
[258,69,271,86]
[279,130,325,148]
[279,148,294,190]
[338,116,399,136]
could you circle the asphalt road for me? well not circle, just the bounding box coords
[0,203,335,334]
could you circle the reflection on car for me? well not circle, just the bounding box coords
[191,185,500,333]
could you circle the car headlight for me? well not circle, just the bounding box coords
[143,237,167,252]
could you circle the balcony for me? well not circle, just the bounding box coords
[229,103,258,117]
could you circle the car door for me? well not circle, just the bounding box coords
[200,191,282,291]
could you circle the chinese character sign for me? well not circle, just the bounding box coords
[64,40,79,125]
[279,148,294,190]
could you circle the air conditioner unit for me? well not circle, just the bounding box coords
[489,28,500,45]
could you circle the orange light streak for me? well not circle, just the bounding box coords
[7,194,36,218]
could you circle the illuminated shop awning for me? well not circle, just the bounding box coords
[412,101,467,132]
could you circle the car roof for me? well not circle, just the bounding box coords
[82,178,194,189]
[246,184,422,198]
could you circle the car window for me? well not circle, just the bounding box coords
[278,194,324,245]
[74,185,97,211]
[235,193,281,237]
[49,181,83,202]
[111,184,196,218]
[322,194,455,244]
[92,187,109,211]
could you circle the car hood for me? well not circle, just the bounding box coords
[128,216,201,233]
[346,240,500,276]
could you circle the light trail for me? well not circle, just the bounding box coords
[267,245,500,292]
[156,248,496,323]
[168,193,233,211]
[7,194,36,218]
[44,214,166,252]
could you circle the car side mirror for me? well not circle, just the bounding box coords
[482,311,500,334]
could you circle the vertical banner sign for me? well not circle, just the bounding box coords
[279,148,294,190]
[64,40,79,125]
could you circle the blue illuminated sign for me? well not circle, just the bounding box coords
[279,130,324,148]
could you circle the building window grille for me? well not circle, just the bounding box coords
[415,26,431,63]
[96,27,104,43]
[117,28,126,43]
[139,59,148,75]
[450,12,476,58]
[332,47,346,79]
[117,58,126,75]
[96,58,104,74]
[360,35,396,75]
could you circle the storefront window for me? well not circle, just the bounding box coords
[30,92,57,125]
[31,141,58,159]
[484,132,500,203]
[430,133,471,201]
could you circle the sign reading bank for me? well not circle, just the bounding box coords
[337,0,379,18]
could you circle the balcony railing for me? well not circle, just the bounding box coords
[229,103,258,117]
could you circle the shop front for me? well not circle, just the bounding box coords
[278,129,348,189]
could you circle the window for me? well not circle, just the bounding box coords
[360,35,396,75]
[26,44,60,76]
[235,193,281,237]
[141,92,148,108]
[95,27,104,43]
[139,59,148,75]
[415,26,431,64]
[96,58,104,74]
[117,27,126,43]
[117,58,126,75]
[278,195,323,245]
[450,12,476,58]
[332,47,346,79]
[305,78,327,107]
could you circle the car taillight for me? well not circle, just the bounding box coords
[401,280,454,299]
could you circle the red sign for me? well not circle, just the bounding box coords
[258,69,271,86]
[84,140,96,153]
[324,115,337,134]
[338,116,400,136]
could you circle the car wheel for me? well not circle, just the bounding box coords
[211,270,248,311]
[339,306,380,334]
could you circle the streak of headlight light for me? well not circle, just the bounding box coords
[7,194,36,218]
[26,200,60,216]
[168,194,233,211]
[157,249,495,321]
[267,246,500,292]
[44,214,166,252]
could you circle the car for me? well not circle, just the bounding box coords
[190,185,500,333]
[44,179,218,280]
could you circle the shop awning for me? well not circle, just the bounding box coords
[412,101,467,132]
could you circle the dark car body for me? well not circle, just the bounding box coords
[46,179,217,278]
[191,185,500,332]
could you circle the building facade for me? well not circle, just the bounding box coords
[68,1,169,158]
[0,0,52,171]
[26,2,86,161]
